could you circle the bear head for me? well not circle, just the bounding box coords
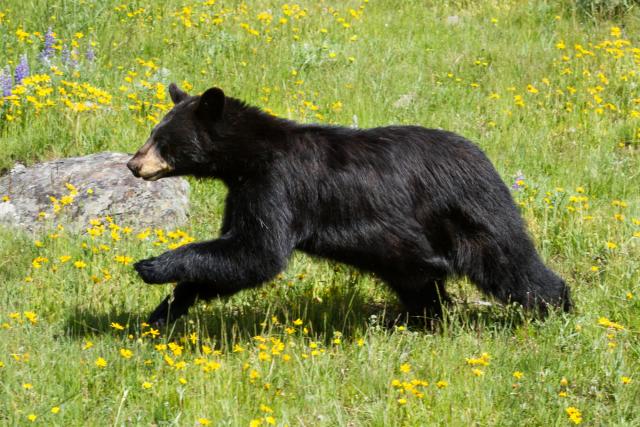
[127,83,227,181]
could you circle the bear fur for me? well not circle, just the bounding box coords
[127,83,571,324]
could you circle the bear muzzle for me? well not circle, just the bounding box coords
[127,141,173,181]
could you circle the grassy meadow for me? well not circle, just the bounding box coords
[1,0,639,425]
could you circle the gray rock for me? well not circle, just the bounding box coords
[0,152,189,233]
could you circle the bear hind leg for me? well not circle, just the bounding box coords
[390,276,449,320]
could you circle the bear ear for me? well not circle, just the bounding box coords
[169,83,189,104]
[197,87,225,121]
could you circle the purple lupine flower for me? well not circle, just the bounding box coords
[14,55,29,86]
[0,66,12,97]
[61,45,77,69]
[39,27,56,62]
[70,49,79,68]
[512,172,525,190]
[86,46,95,62]
[61,45,70,64]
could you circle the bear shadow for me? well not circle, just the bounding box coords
[62,286,391,344]
[61,286,528,346]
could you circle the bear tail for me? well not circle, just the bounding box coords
[462,240,572,314]
[515,260,572,314]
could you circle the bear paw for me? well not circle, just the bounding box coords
[147,312,167,328]
[134,257,177,284]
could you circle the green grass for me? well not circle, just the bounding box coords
[1,0,639,425]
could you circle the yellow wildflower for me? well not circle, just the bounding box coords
[23,311,37,324]
[110,322,125,330]
[597,317,624,330]
[566,407,582,424]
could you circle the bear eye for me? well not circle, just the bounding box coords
[157,139,175,159]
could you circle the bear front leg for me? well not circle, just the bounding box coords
[148,282,198,325]
[134,249,187,284]
[135,236,291,294]
[134,240,223,284]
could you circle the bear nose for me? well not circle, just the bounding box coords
[127,158,140,177]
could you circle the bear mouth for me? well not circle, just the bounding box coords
[141,170,168,181]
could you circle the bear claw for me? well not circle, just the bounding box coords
[147,315,166,329]
[134,258,171,284]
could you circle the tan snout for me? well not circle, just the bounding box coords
[127,139,173,181]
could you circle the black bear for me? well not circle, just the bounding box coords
[127,83,571,325]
